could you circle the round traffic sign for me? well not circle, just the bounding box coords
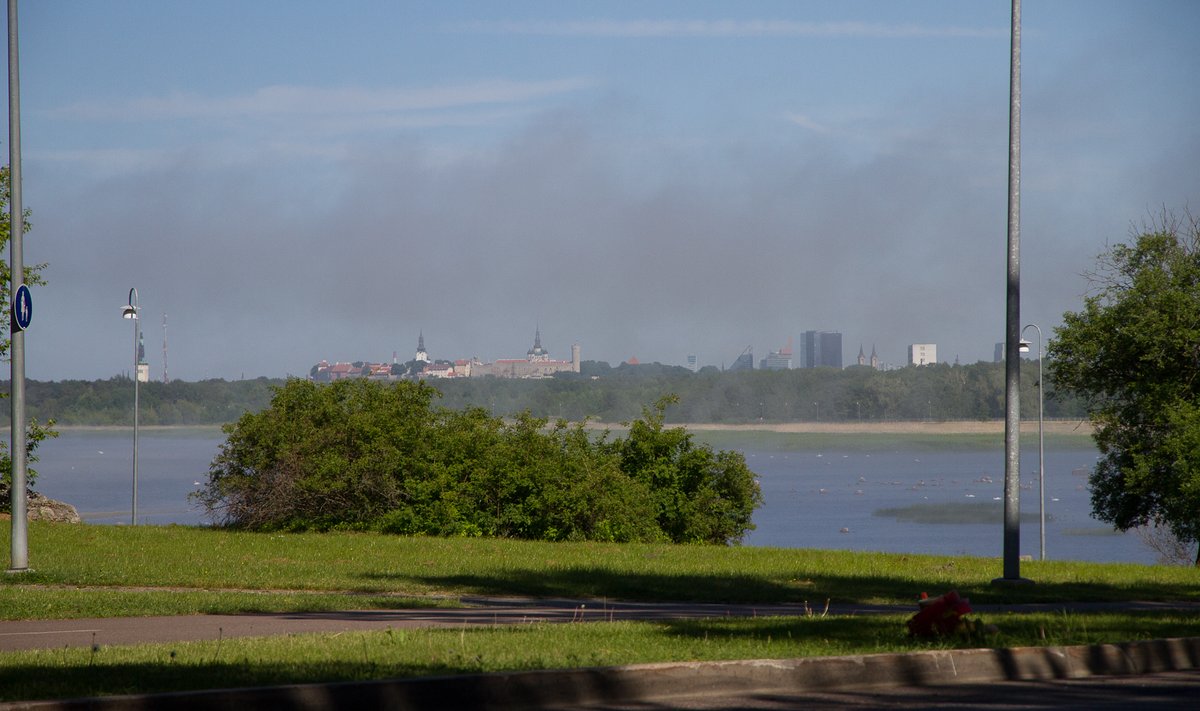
[12,284,32,332]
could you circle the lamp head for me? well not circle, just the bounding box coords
[1018,339,1031,353]
[122,304,139,320]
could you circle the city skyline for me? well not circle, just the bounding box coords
[273,328,965,382]
[8,2,1197,381]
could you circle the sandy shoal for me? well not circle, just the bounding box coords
[671,420,1093,436]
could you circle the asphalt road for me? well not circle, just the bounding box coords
[5,597,1197,653]
[0,597,895,652]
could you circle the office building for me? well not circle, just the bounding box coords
[802,331,842,369]
[908,343,937,366]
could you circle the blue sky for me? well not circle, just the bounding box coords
[7,1,1199,380]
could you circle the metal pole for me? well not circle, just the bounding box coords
[1023,323,1045,560]
[997,0,1026,584]
[7,0,28,573]
[127,288,139,526]
[1036,327,1045,560]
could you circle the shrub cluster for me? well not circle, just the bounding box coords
[196,379,762,544]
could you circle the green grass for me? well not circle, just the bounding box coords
[2,523,1197,619]
[2,610,1197,702]
[0,587,450,621]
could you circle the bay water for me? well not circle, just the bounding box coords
[29,427,1155,565]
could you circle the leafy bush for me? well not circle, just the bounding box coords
[0,418,58,509]
[196,380,761,544]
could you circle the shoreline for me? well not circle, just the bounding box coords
[677,419,1093,436]
[45,420,1094,436]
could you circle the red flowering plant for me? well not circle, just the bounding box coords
[906,590,990,638]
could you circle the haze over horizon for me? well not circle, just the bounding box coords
[6,1,1197,381]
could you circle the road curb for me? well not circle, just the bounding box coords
[6,636,1199,710]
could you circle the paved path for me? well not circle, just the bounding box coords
[3,596,1197,652]
[0,597,885,652]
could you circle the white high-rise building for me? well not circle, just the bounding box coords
[908,343,937,366]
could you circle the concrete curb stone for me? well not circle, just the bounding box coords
[4,636,1198,710]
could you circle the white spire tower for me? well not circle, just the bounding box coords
[161,313,169,384]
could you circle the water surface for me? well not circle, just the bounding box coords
[30,428,1152,564]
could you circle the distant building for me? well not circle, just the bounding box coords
[728,346,754,372]
[423,362,456,378]
[994,342,1004,362]
[686,354,698,372]
[908,343,937,366]
[414,332,430,363]
[802,331,842,369]
[856,344,880,370]
[470,329,581,379]
[759,338,793,370]
[311,360,357,382]
[136,332,150,383]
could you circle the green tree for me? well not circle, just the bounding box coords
[0,165,56,505]
[611,396,762,544]
[198,381,760,543]
[1048,211,1200,564]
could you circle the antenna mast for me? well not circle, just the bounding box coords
[161,313,169,384]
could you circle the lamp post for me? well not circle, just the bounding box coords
[1020,324,1045,560]
[7,0,29,572]
[121,288,140,526]
[995,0,1027,585]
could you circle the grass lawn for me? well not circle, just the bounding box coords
[2,523,1197,617]
[0,522,1197,702]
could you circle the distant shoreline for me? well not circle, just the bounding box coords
[48,419,1094,436]
[677,420,1093,436]
[587,419,1094,436]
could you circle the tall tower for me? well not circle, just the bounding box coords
[527,327,549,362]
[136,331,150,383]
[161,313,169,384]
[415,331,429,363]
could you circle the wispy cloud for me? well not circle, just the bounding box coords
[784,112,832,134]
[459,19,1005,40]
[46,78,593,122]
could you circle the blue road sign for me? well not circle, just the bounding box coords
[12,284,32,332]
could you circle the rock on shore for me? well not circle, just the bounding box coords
[0,491,81,524]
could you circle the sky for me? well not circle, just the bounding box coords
[5,1,1198,381]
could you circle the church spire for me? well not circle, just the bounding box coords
[415,331,429,363]
[527,326,549,361]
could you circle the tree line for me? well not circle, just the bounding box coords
[1,359,1083,427]
[439,359,1085,424]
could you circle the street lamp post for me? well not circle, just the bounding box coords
[1020,324,1045,560]
[995,0,1027,585]
[121,288,140,526]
